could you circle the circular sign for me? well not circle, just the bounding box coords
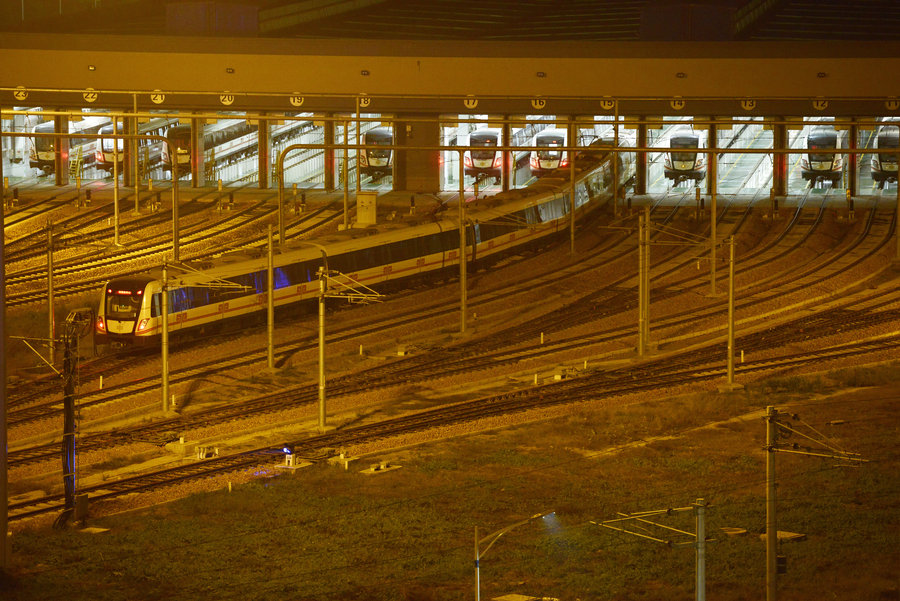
[599,99,616,111]
[812,99,828,111]
[463,96,478,110]
[289,95,304,108]
[740,99,756,111]
[670,98,686,111]
[83,88,98,103]
[150,90,166,105]
[531,97,546,110]
[886,99,900,111]
[13,86,28,101]
[358,96,371,108]
[220,93,235,106]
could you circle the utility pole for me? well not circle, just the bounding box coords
[317,267,326,432]
[764,406,866,601]
[267,224,274,370]
[1,137,9,570]
[47,220,55,366]
[53,321,78,529]
[161,263,169,413]
[594,499,710,601]
[459,150,467,334]
[637,208,646,357]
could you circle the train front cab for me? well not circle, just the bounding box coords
[359,127,393,181]
[871,121,899,185]
[464,128,503,182]
[664,127,705,184]
[163,124,192,176]
[530,128,568,178]
[96,276,156,346]
[801,126,842,184]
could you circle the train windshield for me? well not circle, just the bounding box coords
[808,130,837,162]
[536,135,564,160]
[100,126,124,153]
[670,136,699,162]
[470,132,498,160]
[105,289,144,320]
[365,130,392,159]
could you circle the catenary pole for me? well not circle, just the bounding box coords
[161,263,169,413]
[459,150,467,334]
[267,224,274,369]
[727,235,736,385]
[47,220,55,366]
[766,406,778,601]
[1,129,9,569]
[318,268,326,432]
[113,116,120,246]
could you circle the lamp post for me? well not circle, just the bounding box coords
[474,511,554,601]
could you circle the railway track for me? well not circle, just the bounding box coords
[10,332,899,523]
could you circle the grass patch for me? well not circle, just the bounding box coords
[4,373,898,601]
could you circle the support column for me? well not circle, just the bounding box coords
[847,119,857,196]
[394,115,440,193]
[501,117,511,192]
[636,117,647,196]
[705,120,718,198]
[258,114,270,189]
[772,119,787,197]
[54,113,69,187]
[323,117,335,191]
[123,112,136,188]
[190,116,205,188]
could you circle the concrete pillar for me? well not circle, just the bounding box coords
[54,113,69,187]
[706,120,718,197]
[635,117,647,195]
[123,113,136,187]
[258,114,270,189]
[394,116,440,193]
[772,119,787,197]
[323,117,335,191]
[847,119,857,196]
[191,116,205,188]
[501,117,511,192]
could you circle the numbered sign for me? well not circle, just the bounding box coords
[531,97,546,110]
[358,96,371,108]
[220,93,235,106]
[886,99,900,111]
[670,98,686,111]
[289,95,304,107]
[463,96,478,110]
[740,99,756,111]
[150,90,166,105]
[13,86,28,101]
[83,88,98,103]
[812,99,828,111]
[599,99,616,111]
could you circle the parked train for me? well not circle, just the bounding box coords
[530,128,569,177]
[29,116,111,172]
[358,126,393,181]
[801,125,842,185]
[462,126,536,183]
[871,119,899,186]
[95,117,180,172]
[161,119,257,175]
[663,126,706,185]
[95,143,635,346]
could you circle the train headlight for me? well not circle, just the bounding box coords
[96,316,106,332]
[492,155,503,168]
[137,318,150,332]
[464,154,472,167]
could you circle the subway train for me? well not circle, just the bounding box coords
[95,143,635,346]
[29,116,111,172]
[801,125,842,185]
[871,119,899,186]
[95,118,180,172]
[358,126,393,181]
[530,128,569,177]
[663,126,706,185]
[161,119,257,174]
